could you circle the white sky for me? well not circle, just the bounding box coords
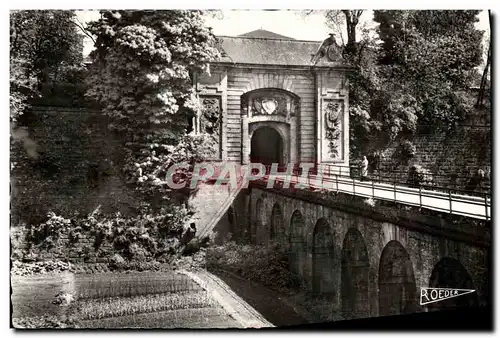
[77,10,490,57]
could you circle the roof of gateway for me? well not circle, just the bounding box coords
[237,29,295,40]
[215,30,346,67]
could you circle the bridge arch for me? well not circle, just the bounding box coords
[289,210,306,279]
[427,257,479,310]
[227,206,236,239]
[270,203,285,246]
[378,240,418,316]
[254,198,267,244]
[341,228,370,320]
[312,217,336,295]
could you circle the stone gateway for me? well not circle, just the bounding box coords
[192,29,352,168]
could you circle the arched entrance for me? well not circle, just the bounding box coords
[289,210,306,279]
[250,126,284,166]
[341,228,370,320]
[312,218,336,295]
[378,240,418,316]
[427,258,479,311]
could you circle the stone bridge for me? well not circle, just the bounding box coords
[212,180,490,320]
[190,29,491,321]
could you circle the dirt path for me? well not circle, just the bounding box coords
[208,269,309,327]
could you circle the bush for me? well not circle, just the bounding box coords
[16,203,189,264]
[12,315,78,329]
[11,260,74,276]
[206,241,300,292]
[407,164,434,188]
[27,212,72,249]
[395,140,416,165]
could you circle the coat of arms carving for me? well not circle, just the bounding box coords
[324,100,342,158]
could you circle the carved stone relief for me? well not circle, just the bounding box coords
[323,99,343,159]
[242,90,299,117]
[199,95,222,159]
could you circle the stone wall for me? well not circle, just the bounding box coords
[11,106,139,225]
[373,109,491,192]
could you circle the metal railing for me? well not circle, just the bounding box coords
[259,164,491,221]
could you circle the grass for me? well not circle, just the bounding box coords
[79,308,242,329]
[12,270,241,329]
[74,271,201,299]
[75,291,220,320]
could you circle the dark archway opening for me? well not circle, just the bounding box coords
[378,240,418,317]
[341,228,370,320]
[227,206,236,239]
[270,203,285,246]
[254,198,266,245]
[312,218,336,295]
[427,257,479,311]
[289,210,306,280]
[250,126,284,166]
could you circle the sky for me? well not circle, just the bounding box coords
[77,10,490,58]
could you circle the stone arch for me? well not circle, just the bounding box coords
[289,210,306,279]
[427,257,479,311]
[270,203,285,246]
[254,197,266,245]
[312,217,336,295]
[341,228,370,320]
[227,206,236,239]
[378,240,418,317]
[241,88,298,165]
[243,74,298,94]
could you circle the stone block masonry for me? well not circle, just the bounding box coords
[375,114,491,192]
[11,106,140,225]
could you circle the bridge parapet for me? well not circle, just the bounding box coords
[250,180,490,248]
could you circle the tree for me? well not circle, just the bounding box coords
[476,10,491,108]
[342,10,364,54]
[10,10,85,122]
[85,10,220,206]
[374,10,483,128]
[346,11,483,161]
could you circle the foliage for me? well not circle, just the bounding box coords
[123,132,217,198]
[373,10,483,128]
[12,315,78,329]
[27,212,72,249]
[407,164,434,188]
[10,10,85,122]
[11,260,74,276]
[85,9,221,216]
[206,241,300,292]
[17,205,191,266]
[86,10,219,135]
[347,10,484,159]
[394,139,416,165]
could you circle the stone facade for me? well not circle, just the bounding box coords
[193,33,351,167]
